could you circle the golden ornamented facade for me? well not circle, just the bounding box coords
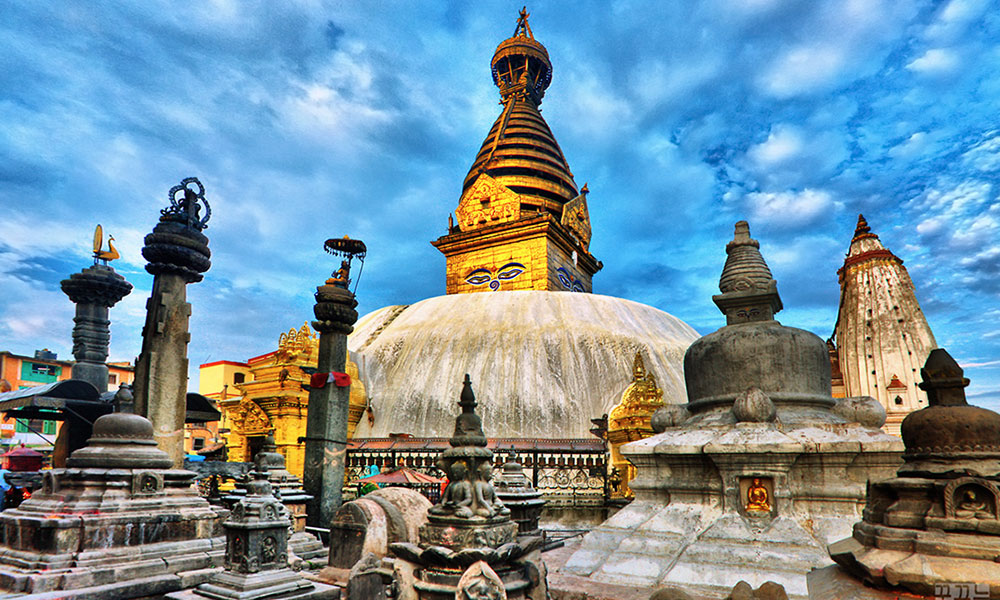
[215,323,367,477]
[432,9,601,295]
[606,352,664,498]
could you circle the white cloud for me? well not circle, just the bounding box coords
[759,45,847,97]
[745,189,841,229]
[906,48,960,75]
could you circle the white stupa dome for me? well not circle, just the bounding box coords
[347,291,699,439]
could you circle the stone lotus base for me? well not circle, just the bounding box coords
[418,515,518,551]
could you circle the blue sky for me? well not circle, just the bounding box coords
[2,1,998,408]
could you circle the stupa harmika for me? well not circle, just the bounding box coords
[830,214,937,435]
[564,221,904,599]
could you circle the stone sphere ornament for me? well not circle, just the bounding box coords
[832,396,886,429]
[651,404,691,432]
[732,387,776,423]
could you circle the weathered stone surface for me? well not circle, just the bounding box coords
[348,291,699,439]
[828,349,1000,598]
[566,223,903,600]
[650,404,689,433]
[0,413,225,597]
[831,396,885,429]
[732,387,776,423]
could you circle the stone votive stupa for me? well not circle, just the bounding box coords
[0,412,224,598]
[825,348,1000,598]
[564,221,904,599]
[224,433,325,564]
[168,463,337,600]
[389,375,547,600]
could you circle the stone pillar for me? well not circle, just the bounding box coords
[304,274,358,529]
[133,177,211,468]
[59,263,132,458]
[60,264,132,393]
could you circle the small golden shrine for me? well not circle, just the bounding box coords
[431,8,601,294]
[218,322,367,477]
[607,352,664,498]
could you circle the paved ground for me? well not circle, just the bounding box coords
[546,538,659,600]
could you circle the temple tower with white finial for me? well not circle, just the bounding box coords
[832,214,937,436]
[432,8,601,294]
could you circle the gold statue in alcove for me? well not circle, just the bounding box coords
[746,477,771,513]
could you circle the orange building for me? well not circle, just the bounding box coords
[0,349,134,448]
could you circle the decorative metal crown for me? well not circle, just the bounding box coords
[162,177,211,231]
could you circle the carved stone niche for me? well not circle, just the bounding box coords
[132,471,164,495]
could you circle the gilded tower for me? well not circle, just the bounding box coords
[606,352,664,498]
[832,214,937,436]
[432,9,601,294]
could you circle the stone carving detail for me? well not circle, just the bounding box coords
[945,478,999,520]
[456,560,507,600]
[425,375,510,523]
[732,387,776,423]
[232,399,271,435]
[132,471,164,495]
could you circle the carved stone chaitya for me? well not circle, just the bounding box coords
[493,459,546,537]
[223,434,325,564]
[564,221,903,599]
[826,349,1000,597]
[170,463,337,600]
[132,177,212,467]
[0,413,224,598]
[389,375,547,600]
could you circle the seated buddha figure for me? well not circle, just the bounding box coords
[429,462,474,518]
[746,477,771,513]
[956,488,992,520]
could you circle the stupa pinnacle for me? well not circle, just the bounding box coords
[831,214,937,435]
[433,8,601,294]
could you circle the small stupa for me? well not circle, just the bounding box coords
[389,375,547,600]
[0,412,224,597]
[825,348,1000,597]
[564,222,903,599]
[224,433,325,564]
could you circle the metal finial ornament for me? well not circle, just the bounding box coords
[92,224,120,264]
[323,235,367,292]
[162,177,211,231]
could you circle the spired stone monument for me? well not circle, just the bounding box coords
[0,412,224,598]
[820,348,1000,598]
[389,375,547,600]
[168,462,337,600]
[224,434,325,565]
[133,177,212,468]
[564,221,903,599]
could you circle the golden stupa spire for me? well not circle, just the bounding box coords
[432,8,602,295]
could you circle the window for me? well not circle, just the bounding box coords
[234,373,245,384]
[192,437,205,450]
[109,373,118,386]
[42,420,56,435]
[894,396,903,405]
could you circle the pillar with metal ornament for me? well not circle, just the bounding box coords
[58,224,133,457]
[132,177,212,468]
[303,236,365,529]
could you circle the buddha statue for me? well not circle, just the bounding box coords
[746,477,771,513]
[956,488,991,520]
